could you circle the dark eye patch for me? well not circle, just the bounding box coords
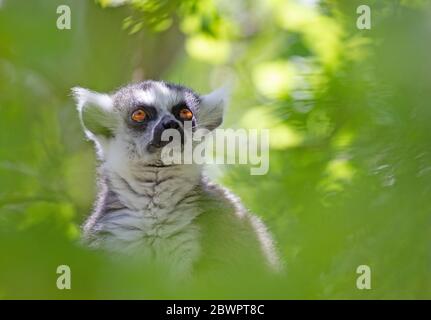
[171,102,196,130]
[127,105,157,129]
[141,106,157,119]
[171,102,192,120]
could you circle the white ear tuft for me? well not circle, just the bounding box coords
[71,86,116,140]
[198,86,230,130]
[72,87,113,112]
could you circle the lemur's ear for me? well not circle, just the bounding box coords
[197,86,229,131]
[72,87,116,139]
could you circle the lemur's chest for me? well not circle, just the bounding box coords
[89,167,203,270]
[99,206,201,260]
[95,205,202,276]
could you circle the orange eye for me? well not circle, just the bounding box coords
[131,109,146,122]
[179,108,193,121]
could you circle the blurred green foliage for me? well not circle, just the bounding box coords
[0,0,431,299]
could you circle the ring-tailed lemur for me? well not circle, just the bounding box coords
[72,80,281,275]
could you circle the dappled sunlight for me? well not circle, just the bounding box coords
[241,107,303,149]
[272,0,343,69]
[252,61,297,99]
[326,158,355,183]
[0,0,430,299]
[186,34,231,64]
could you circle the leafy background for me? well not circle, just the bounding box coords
[0,0,430,299]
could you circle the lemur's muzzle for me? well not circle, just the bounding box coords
[148,115,183,152]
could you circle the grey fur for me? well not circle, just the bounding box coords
[72,80,281,276]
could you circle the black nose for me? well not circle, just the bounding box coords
[147,117,183,152]
[162,120,180,129]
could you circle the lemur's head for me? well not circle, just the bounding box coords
[72,81,227,166]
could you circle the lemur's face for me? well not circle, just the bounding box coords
[72,81,227,165]
[113,82,199,158]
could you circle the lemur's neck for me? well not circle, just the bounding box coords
[102,159,203,218]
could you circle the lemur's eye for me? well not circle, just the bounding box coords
[131,109,147,122]
[179,108,193,121]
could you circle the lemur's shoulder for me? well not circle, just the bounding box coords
[195,177,282,272]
